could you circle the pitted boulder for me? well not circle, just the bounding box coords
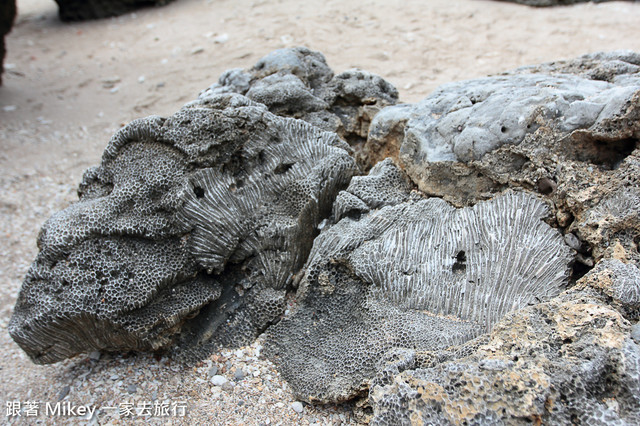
[9,93,357,364]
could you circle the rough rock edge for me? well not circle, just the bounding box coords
[199,46,399,169]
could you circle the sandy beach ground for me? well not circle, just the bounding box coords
[1,0,640,424]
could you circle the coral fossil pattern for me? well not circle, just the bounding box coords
[265,161,572,403]
[9,94,357,364]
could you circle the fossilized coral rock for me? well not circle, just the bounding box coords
[368,52,640,273]
[9,94,357,364]
[369,283,640,425]
[265,160,573,403]
[53,0,174,21]
[200,47,398,166]
[360,52,640,424]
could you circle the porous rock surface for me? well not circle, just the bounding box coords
[53,0,174,21]
[369,278,640,425]
[0,0,16,85]
[9,93,357,364]
[265,159,573,403]
[8,48,640,424]
[199,47,398,167]
[360,52,640,424]
[368,51,640,266]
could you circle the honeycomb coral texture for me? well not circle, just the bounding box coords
[9,93,357,364]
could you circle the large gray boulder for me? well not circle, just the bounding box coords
[368,51,640,265]
[8,94,357,363]
[264,51,640,423]
[8,48,640,424]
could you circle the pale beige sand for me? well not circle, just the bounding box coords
[1,0,640,424]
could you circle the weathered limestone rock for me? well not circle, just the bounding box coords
[265,160,573,403]
[9,48,640,424]
[9,94,357,364]
[53,0,174,21]
[360,52,640,424]
[369,284,640,425]
[0,0,16,85]
[200,47,399,168]
[368,51,640,267]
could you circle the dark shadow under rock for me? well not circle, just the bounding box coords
[497,0,630,6]
[265,161,572,404]
[199,47,399,169]
[53,0,174,21]
[9,94,357,364]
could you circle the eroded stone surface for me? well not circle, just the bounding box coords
[9,94,357,364]
[360,51,640,424]
[265,161,572,403]
[369,285,640,425]
[368,52,640,273]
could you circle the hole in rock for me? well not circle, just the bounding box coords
[274,162,295,175]
[570,138,637,170]
[452,250,467,273]
[193,186,205,199]
[571,259,591,282]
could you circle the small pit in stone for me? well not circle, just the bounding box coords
[452,250,467,273]
[193,186,205,199]
[568,137,637,170]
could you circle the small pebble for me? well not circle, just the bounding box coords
[2,105,17,112]
[211,375,228,386]
[291,401,304,413]
[126,384,137,394]
[191,47,205,55]
[234,369,245,381]
[88,351,101,361]
[213,33,229,44]
[208,366,218,378]
[58,385,70,401]
[564,233,582,251]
